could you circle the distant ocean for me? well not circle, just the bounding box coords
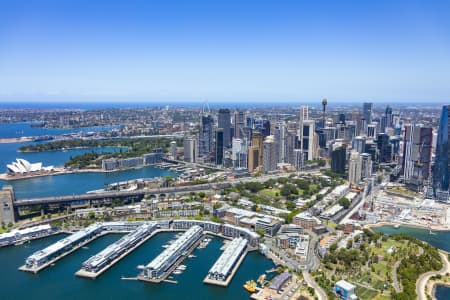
[0,101,299,109]
[0,101,442,110]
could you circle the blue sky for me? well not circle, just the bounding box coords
[0,0,449,103]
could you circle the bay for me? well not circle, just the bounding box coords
[0,232,274,300]
[0,122,118,139]
[373,225,450,299]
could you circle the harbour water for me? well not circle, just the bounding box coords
[0,164,176,199]
[0,122,118,139]
[0,232,274,300]
[373,225,450,299]
[0,123,176,199]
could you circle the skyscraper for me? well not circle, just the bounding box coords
[261,120,271,138]
[170,141,177,159]
[262,136,277,172]
[252,131,263,168]
[379,106,392,134]
[285,129,297,165]
[247,145,259,172]
[362,102,373,124]
[199,114,214,157]
[215,129,224,165]
[348,151,362,185]
[293,149,304,171]
[352,136,366,153]
[184,136,197,163]
[360,153,372,180]
[433,105,450,199]
[377,133,392,163]
[301,120,318,161]
[218,109,231,148]
[233,110,245,139]
[331,144,346,175]
[298,106,309,135]
[385,105,393,128]
[402,124,432,191]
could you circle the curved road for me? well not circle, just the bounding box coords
[416,251,450,300]
[392,260,402,293]
[302,271,328,300]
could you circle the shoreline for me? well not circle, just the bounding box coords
[431,280,450,299]
[0,137,34,144]
[416,251,450,300]
[0,165,172,181]
[18,145,131,153]
[366,221,450,232]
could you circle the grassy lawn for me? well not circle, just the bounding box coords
[355,286,379,300]
[259,188,281,198]
[374,294,393,300]
[387,186,417,197]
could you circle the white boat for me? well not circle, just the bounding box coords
[172,270,183,275]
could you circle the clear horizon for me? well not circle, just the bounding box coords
[1,0,449,103]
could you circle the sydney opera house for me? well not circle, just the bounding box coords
[7,159,53,174]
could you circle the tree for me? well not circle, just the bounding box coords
[295,179,310,191]
[338,197,351,209]
[277,177,288,184]
[256,228,265,237]
[346,239,353,249]
[88,211,95,219]
[281,184,299,197]
[285,200,297,211]
[329,243,338,253]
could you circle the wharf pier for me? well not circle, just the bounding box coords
[19,222,156,274]
[137,226,203,283]
[203,250,248,287]
[19,231,108,274]
[203,237,249,287]
[75,228,161,279]
[137,234,203,283]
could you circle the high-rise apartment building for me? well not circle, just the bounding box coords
[349,151,362,185]
[402,124,432,191]
[199,115,214,157]
[433,105,450,199]
[183,136,197,163]
[262,136,277,172]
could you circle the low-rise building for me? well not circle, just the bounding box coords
[334,280,358,300]
[295,234,310,261]
[293,211,321,230]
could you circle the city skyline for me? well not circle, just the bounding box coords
[1,0,449,103]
